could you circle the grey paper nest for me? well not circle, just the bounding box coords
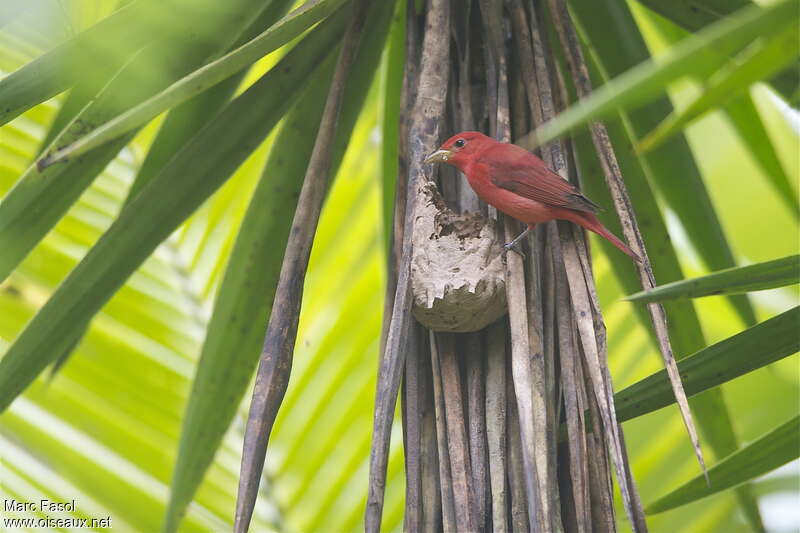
[411,181,508,332]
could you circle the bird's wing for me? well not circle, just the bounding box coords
[485,144,600,213]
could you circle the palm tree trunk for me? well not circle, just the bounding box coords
[368,1,653,531]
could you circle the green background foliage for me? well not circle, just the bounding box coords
[0,0,797,531]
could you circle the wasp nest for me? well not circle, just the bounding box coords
[411,181,507,332]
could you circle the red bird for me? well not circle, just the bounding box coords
[424,131,641,262]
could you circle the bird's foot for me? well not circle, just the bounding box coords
[502,241,526,259]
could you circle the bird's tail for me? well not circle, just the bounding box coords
[570,212,642,264]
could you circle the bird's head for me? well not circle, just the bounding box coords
[424,131,490,170]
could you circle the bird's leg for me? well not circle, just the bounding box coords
[503,225,531,257]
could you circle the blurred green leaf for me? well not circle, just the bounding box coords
[570,3,740,455]
[628,255,800,303]
[0,0,271,282]
[638,10,800,221]
[615,306,800,422]
[163,62,335,533]
[128,0,291,201]
[635,0,800,102]
[568,49,706,350]
[568,3,770,526]
[522,0,798,149]
[39,0,350,169]
[638,27,799,153]
[752,474,800,498]
[0,0,155,125]
[1,1,796,531]
[724,93,799,219]
[39,1,292,162]
[572,0,758,330]
[0,11,346,413]
[647,415,800,513]
[124,0,296,204]
[165,2,394,529]
[40,86,107,155]
[574,121,767,528]
[634,0,750,30]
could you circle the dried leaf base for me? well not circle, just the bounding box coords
[366,1,656,531]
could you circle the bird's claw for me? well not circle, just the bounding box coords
[502,241,526,259]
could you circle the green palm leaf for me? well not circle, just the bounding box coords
[520,0,798,149]
[1,1,796,531]
[0,0,271,281]
[37,0,349,170]
[647,416,800,513]
[637,27,799,153]
[615,306,799,422]
[0,12,346,412]
[628,255,800,303]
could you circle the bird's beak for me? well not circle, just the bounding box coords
[424,149,453,165]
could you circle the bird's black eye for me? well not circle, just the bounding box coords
[454,138,466,148]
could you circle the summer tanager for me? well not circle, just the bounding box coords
[424,131,641,262]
